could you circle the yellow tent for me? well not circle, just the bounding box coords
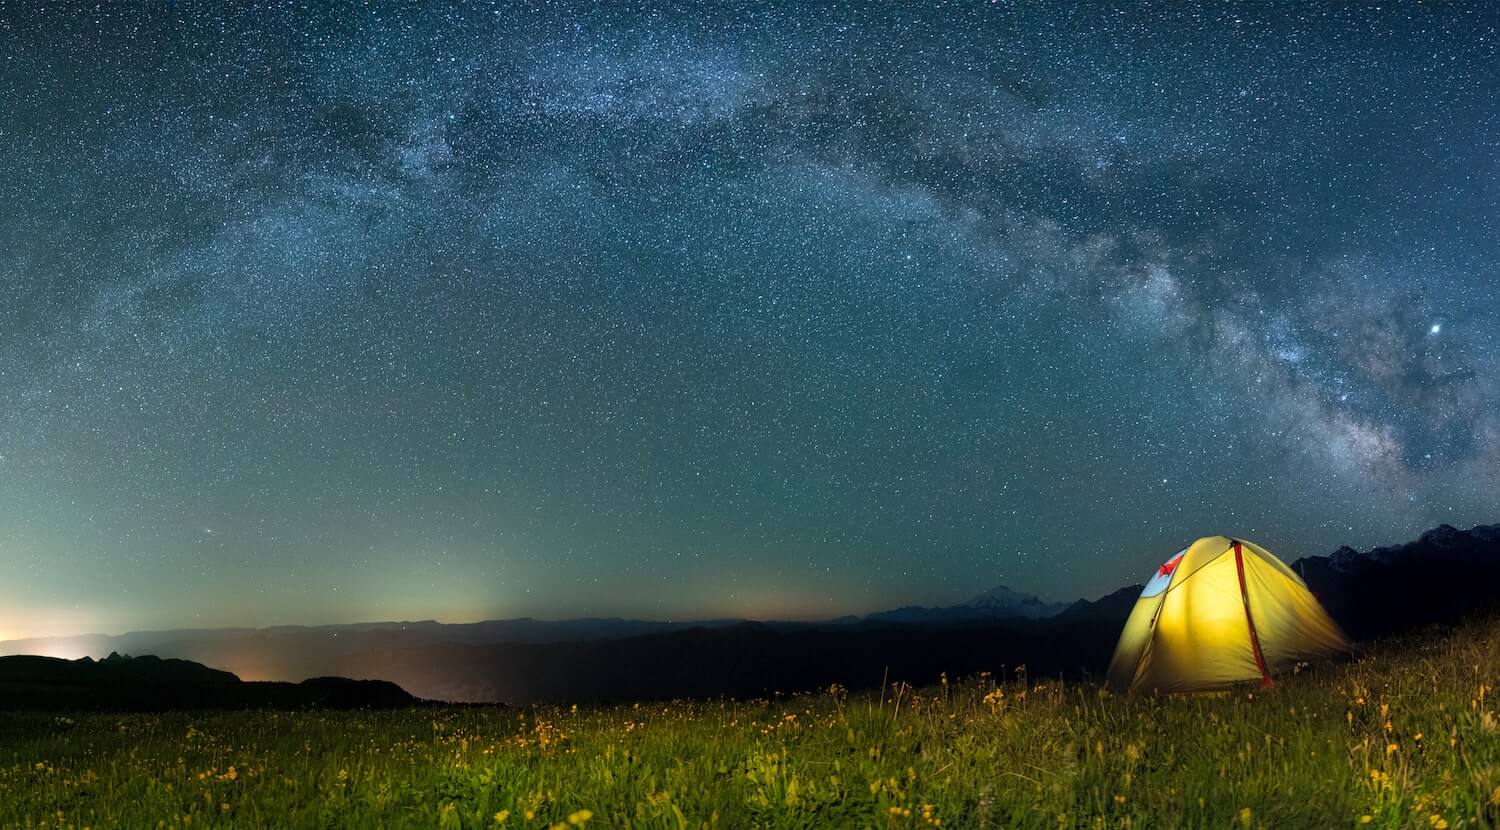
[1106,536,1349,693]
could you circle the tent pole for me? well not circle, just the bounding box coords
[1233,540,1274,688]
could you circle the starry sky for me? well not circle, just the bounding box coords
[1,2,1496,640]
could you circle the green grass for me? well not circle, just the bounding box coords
[4,619,1500,829]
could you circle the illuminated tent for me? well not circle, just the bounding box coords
[1106,536,1349,693]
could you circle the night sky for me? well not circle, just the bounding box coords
[2,3,1496,640]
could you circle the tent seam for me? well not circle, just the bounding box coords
[1158,539,1235,599]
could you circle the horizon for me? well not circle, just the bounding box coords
[1,572,1082,642]
[3,4,1496,643]
[6,518,1490,644]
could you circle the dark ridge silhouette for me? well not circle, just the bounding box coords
[0,652,419,711]
[1053,584,1144,624]
[1290,523,1500,641]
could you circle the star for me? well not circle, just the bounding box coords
[0,3,1494,638]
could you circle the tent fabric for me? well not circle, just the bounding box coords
[1106,536,1349,693]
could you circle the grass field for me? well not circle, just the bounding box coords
[4,619,1500,829]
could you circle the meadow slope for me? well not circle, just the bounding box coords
[4,617,1500,829]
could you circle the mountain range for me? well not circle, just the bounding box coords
[0,583,1074,671]
[3,523,1496,704]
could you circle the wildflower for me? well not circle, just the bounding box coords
[983,688,1006,710]
[567,809,593,826]
[1360,817,1373,825]
[1238,807,1252,828]
[493,811,510,824]
[1386,743,1398,755]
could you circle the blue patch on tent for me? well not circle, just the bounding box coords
[1139,548,1188,598]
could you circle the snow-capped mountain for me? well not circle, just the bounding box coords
[959,585,1072,618]
[864,585,1068,624]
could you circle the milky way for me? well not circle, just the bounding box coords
[1,3,1496,637]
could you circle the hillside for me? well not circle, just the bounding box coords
[0,652,417,711]
[2,615,1498,828]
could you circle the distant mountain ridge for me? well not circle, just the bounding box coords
[864,585,1070,623]
[0,587,1075,667]
[1290,523,1500,641]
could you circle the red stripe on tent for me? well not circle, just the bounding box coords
[1233,540,1274,688]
